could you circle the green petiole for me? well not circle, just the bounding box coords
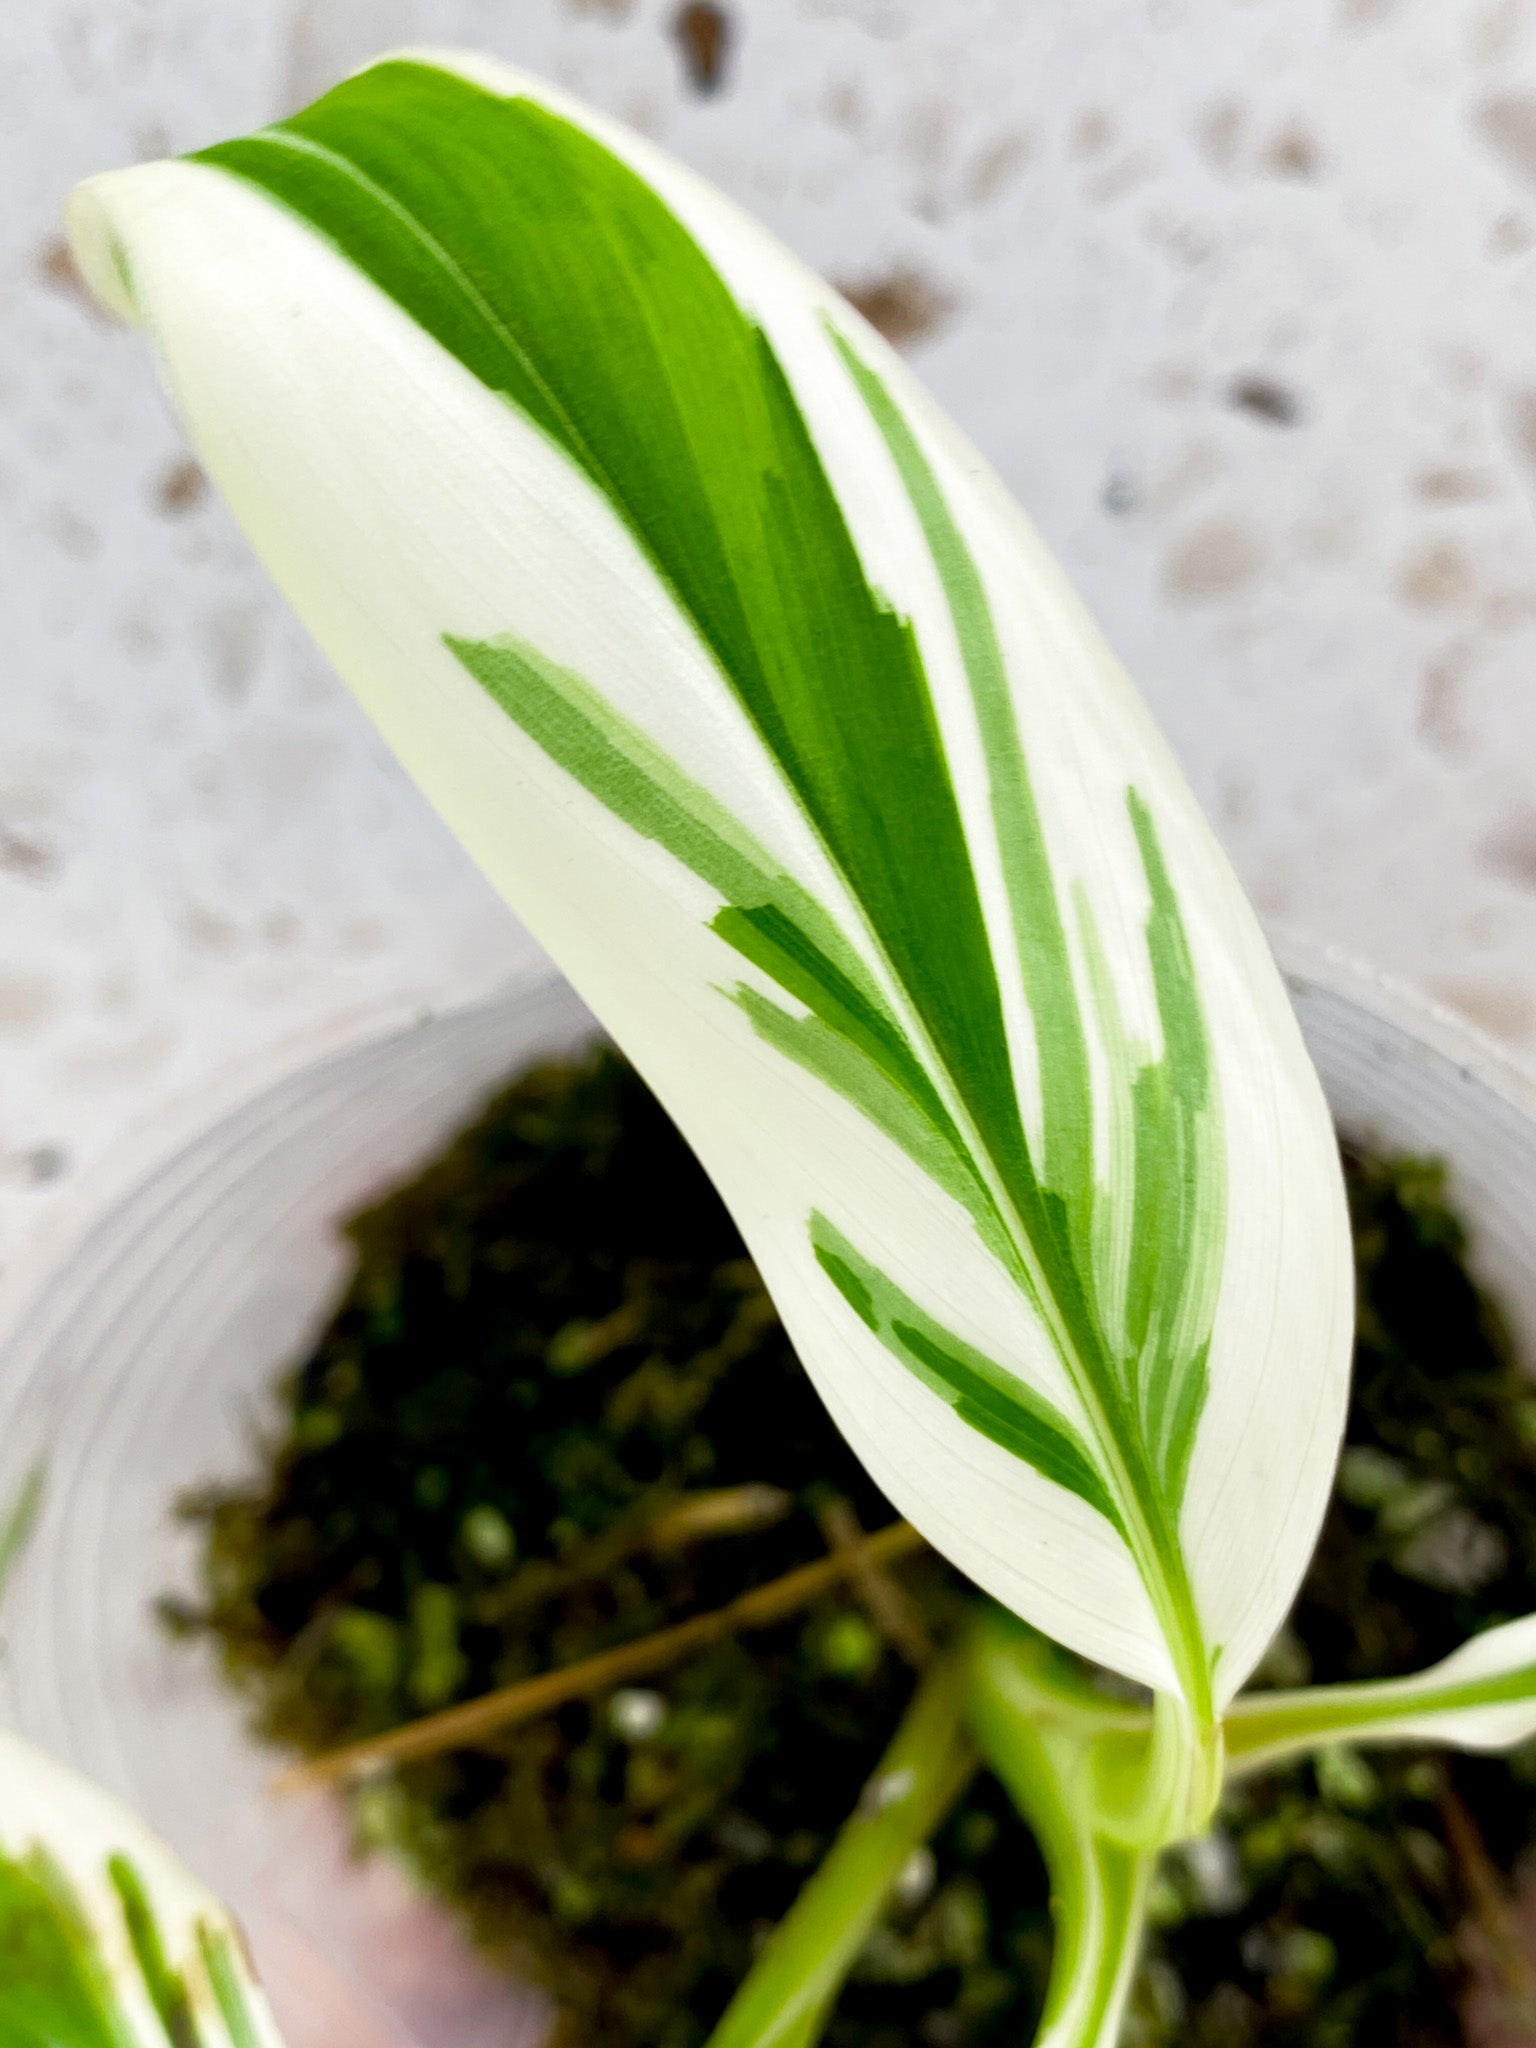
[703,1652,977,2048]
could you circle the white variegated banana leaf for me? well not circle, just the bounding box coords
[0,1728,283,2047]
[66,52,1353,1718]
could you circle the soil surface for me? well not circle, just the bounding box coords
[169,1049,1536,2048]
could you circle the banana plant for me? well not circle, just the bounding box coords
[36,47,1536,2044]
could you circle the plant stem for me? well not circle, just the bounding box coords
[965,1608,1164,2048]
[700,1651,977,2048]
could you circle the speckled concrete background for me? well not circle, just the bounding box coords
[9,0,1536,1262]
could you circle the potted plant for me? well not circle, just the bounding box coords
[8,50,1536,2044]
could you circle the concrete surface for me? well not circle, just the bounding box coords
[9,0,1536,1258]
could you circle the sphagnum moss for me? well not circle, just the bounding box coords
[167,1049,1536,2048]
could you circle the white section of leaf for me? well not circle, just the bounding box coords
[1183,950,1353,1705]
[68,150,1181,1683]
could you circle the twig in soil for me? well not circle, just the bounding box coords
[276,1519,926,1793]
[475,1483,794,1627]
[817,1497,933,1670]
[648,1484,794,1551]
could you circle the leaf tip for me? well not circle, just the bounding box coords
[64,175,143,327]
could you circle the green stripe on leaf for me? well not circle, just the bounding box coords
[730,986,1019,1273]
[0,1822,266,2048]
[198,58,1039,1266]
[0,1844,138,2048]
[710,903,963,1147]
[444,632,891,1024]
[109,1855,203,2048]
[829,329,1226,1523]
[827,325,1096,1241]
[444,630,1005,1254]
[196,1927,265,2048]
[810,1214,1124,1535]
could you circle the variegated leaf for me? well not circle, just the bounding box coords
[1225,1612,1536,1777]
[66,52,1352,1712]
[0,1729,283,2047]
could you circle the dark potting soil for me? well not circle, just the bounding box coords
[167,1048,1536,2048]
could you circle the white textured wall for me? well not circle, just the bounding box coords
[9,0,1536,1258]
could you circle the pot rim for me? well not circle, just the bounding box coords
[2,925,1532,1360]
[0,957,577,1361]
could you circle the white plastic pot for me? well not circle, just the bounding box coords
[0,941,1534,2044]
